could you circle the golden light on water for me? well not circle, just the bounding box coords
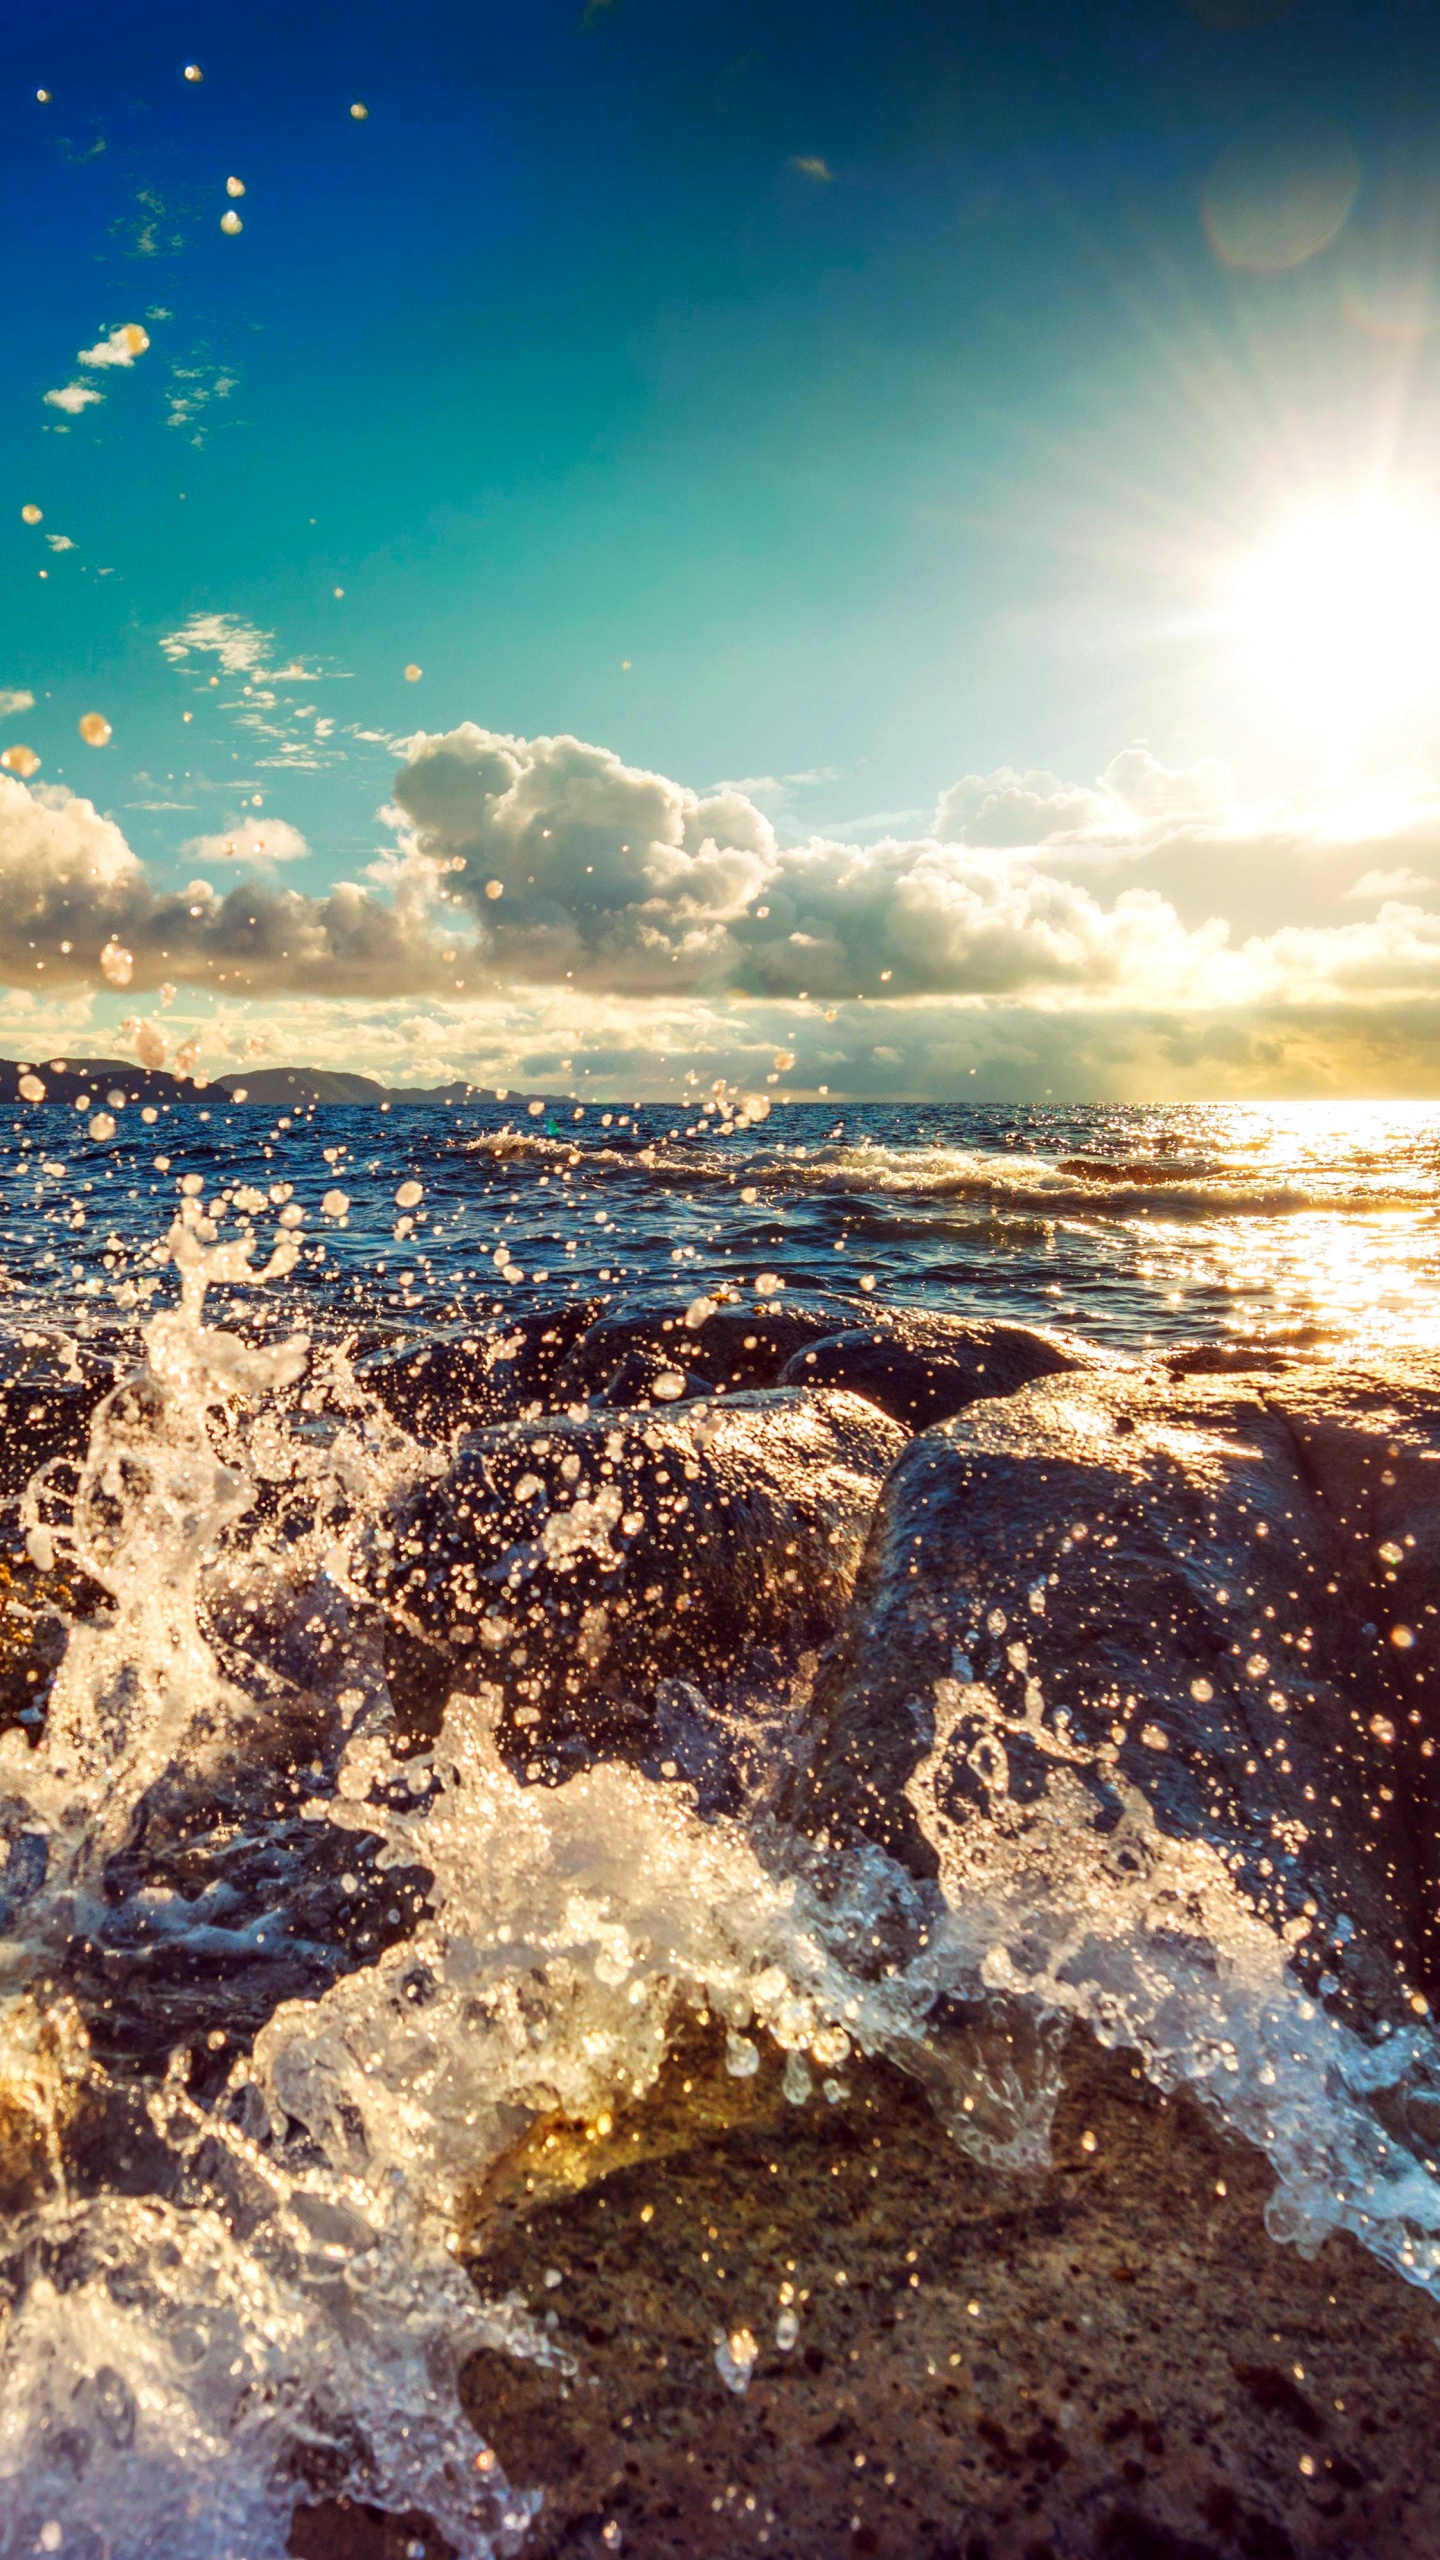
[1098,1104,1440,1356]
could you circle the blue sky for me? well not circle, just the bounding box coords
[3,0,1440,1095]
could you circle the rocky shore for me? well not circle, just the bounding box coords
[4,1285,1438,2559]
[288,1297,1440,2560]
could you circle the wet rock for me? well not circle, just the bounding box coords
[551,1294,858,1404]
[0,1527,105,1735]
[358,1302,604,1440]
[0,1996,91,2213]
[439,2019,1440,2560]
[778,1312,1112,1432]
[798,1353,1440,2010]
[290,2498,452,2559]
[589,1347,710,1409]
[0,1330,117,1497]
[379,1387,905,1767]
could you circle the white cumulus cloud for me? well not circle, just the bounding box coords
[389,725,1235,1003]
[77,323,150,369]
[187,819,312,865]
[0,775,463,999]
[5,720,1440,1097]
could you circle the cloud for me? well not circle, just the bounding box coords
[7,722,1440,1096]
[187,819,312,865]
[0,775,463,1000]
[389,725,1241,1005]
[934,747,1232,850]
[0,692,35,719]
[166,363,237,439]
[1345,866,1434,901]
[373,722,1440,1085]
[160,614,349,771]
[87,979,1440,1105]
[791,156,835,181]
[391,725,776,994]
[77,322,150,369]
[160,613,280,677]
[45,535,74,554]
[44,383,103,415]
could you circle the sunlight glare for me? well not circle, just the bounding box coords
[1236,502,1440,754]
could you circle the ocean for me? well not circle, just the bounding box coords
[0,1091,1437,2558]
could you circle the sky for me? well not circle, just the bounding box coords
[3,0,1440,1097]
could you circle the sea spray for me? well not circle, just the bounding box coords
[0,1181,1438,2551]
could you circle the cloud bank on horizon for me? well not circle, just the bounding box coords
[1,719,1439,1098]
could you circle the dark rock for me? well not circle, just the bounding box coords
[550,1294,857,1404]
[1095,2516,1223,2560]
[379,1387,905,1766]
[0,1529,104,1735]
[797,1353,1440,2010]
[778,1312,1112,1432]
[357,1301,603,1440]
[0,1330,117,1497]
[588,1347,709,1409]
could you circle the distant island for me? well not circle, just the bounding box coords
[0,1058,501,1110]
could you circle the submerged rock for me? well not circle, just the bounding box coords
[798,1353,1440,2019]
[779,1310,1113,1431]
[380,1387,906,1768]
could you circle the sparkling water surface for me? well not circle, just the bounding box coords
[2,1095,1436,1350]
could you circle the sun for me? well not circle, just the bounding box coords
[1235,500,1440,761]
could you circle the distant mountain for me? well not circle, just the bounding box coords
[0,1055,203,1110]
[212,1068,392,1107]
[211,1069,487,1107]
[0,1055,501,1111]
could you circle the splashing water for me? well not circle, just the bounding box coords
[0,1195,1439,2555]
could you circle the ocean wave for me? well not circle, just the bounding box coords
[459,1127,1438,1223]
